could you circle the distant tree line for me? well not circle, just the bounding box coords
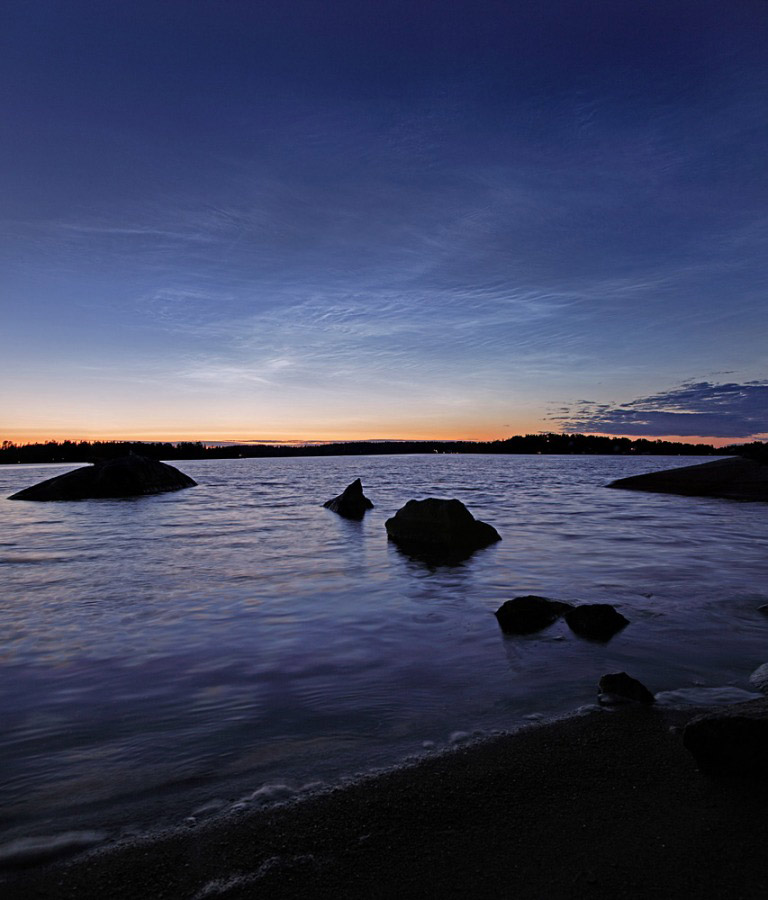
[1,433,759,465]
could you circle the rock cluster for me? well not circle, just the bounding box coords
[494,597,629,640]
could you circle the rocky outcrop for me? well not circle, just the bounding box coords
[598,672,655,704]
[495,595,572,634]
[683,698,768,777]
[323,478,374,519]
[564,604,629,641]
[385,498,500,557]
[607,457,768,502]
[8,455,197,501]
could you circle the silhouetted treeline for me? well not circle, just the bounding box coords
[0,433,753,465]
[727,441,768,463]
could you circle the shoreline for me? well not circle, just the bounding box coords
[4,704,768,899]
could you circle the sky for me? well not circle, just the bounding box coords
[2,0,767,445]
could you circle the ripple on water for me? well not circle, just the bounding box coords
[0,454,765,843]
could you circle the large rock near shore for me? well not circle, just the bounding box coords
[385,498,500,556]
[683,698,768,777]
[749,663,768,694]
[8,455,197,501]
[608,456,768,502]
[323,478,374,519]
[495,595,572,634]
[598,672,655,704]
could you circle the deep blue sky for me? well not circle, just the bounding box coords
[3,0,766,442]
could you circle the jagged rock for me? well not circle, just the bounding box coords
[384,498,500,557]
[564,604,629,641]
[8,455,197,501]
[323,478,374,519]
[598,672,655,704]
[495,596,572,634]
[607,456,768,502]
[683,698,768,777]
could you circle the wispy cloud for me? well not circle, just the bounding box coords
[3,2,766,441]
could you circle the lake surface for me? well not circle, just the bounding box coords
[1,454,766,853]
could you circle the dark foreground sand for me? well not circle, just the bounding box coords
[4,706,768,899]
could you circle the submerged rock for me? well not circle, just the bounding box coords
[9,455,197,501]
[683,698,768,777]
[385,498,501,558]
[607,456,768,502]
[323,478,374,519]
[564,604,629,641]
[598,672,655,704]
[495,596,572,635]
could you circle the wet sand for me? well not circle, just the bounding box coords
[3,705,768,899]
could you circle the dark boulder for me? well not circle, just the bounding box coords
[8,455,197,501]
[598,672,655,704]
[564,604,629,641]
[683,698,768,777]
[607,457,768,502]
[495,595,572,635]
[323,478,374,519]
[385,498,500,558]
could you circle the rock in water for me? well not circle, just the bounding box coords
[9,455,197,501]
[683,698,768,777]
[607,457,768,502]
[598,672,655,704]
[749,662,768,695]
[323,478,374,519]
[495,596,572,634]
[564,604,629,641]
[385,498,500,557]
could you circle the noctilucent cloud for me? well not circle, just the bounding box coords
[2,1,766,444]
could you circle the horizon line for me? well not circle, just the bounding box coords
[2,432,756,449]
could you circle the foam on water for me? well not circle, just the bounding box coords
[0,831,106,867]
[655,686,764,706]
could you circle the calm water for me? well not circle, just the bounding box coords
[0,454,766,851]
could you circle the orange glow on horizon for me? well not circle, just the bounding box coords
[2,415,545,445]
[1,423,750,448]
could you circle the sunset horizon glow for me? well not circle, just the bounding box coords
[2,427,744,451]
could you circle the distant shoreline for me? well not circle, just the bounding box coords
[1,433,756,466]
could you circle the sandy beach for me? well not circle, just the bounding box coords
[4,704,768,899]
